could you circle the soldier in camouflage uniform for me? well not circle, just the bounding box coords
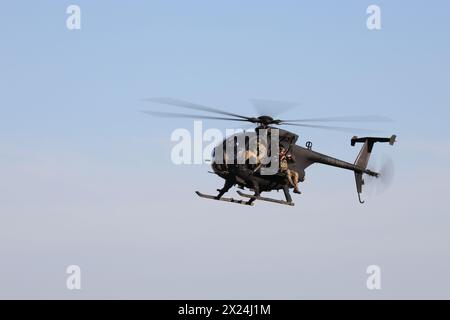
[279,147,301,194]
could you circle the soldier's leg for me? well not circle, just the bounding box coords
[292,171,301,194]
[285,169,294,186]
[282,185,293,203]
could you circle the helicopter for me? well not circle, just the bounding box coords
[143,97,396,206]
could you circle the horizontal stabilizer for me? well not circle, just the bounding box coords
[351,135,396,148]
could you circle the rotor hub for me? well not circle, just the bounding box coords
[256,115,280,126]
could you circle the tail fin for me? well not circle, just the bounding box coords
[352,135,396,203]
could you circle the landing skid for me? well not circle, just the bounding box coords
[195,191,254,206]
[237,191,295,206]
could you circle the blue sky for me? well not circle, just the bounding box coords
[0,1,449,298]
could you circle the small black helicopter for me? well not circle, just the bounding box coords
[143,98,396,206]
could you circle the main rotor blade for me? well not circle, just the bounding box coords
[281,122,380,133]
[141,110,249,122]
[249,99,300,117]
[280,115,393,123]
[144,97,252,120]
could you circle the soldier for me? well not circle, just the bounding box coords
[279,147,301,194]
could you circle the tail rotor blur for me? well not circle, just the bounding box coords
[366,155,395,196]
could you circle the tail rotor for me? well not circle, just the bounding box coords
[366,155,395,196]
